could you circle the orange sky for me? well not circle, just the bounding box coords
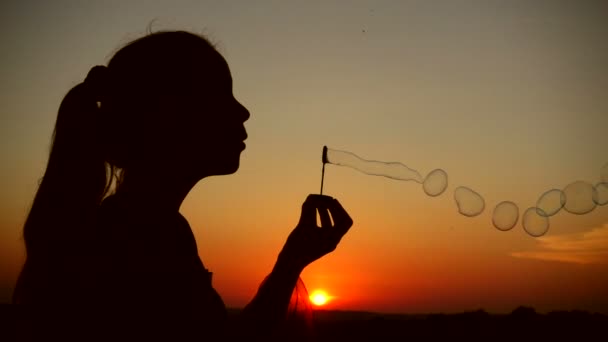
[1,1,607,313]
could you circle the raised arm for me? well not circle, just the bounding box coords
[239,194,353,337]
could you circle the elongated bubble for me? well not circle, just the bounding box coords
[454,186,485,217]
[492,201,519,231]
[423,169,448,197]
[593,182,608,206]
[562,181,597,215]
[522,207,549,237]
[536,189,566,217]
[325,148,424,183]
[322,147,605,236]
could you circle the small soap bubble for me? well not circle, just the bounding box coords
[535,189,566,217]
[492,201,519,231]
[522,207,549,237]
[562,181,598,215]
[454,186,485,217]
[423,169,448,197]
[593,182,608,206]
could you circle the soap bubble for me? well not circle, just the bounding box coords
[535,189,566,217]
[324,148,424,183]
[322,147,450,198]
[492,201,519,231]
[423,169,448,197]
[522,207,549,237]
[454,186,485,217]
[593,182,608,206]
[322,147,606,239]
[562,181,598,215]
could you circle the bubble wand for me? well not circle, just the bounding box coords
[320,146,328,195]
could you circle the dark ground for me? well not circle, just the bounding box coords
[306,307,607,341]
[2,305,606,341]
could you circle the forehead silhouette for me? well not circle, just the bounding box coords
[108,31,225,96]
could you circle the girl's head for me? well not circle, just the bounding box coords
[14,31,249,303]
[101,31,249,182]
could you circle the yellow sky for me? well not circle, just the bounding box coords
[1,0,607,313]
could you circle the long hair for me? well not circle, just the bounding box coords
[13,31,219,304]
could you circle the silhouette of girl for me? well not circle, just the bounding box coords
[13,31,353,341]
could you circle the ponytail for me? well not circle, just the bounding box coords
[13,67,112,303]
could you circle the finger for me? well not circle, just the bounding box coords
[306,194,335,210]
[298,198,317,226]
[328,198,353,226]
[307,194,334,201]
[301,194,336,228]
[327,198,353,236]
[317,207,333,228]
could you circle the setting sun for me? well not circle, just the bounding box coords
[310,290,331,306]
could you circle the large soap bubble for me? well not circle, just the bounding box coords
[535,189,566,217]
[324,148,424,183]
[454,186,485,217]
[492,201,519,231]
[562,181,598,215]
[593,182,608,206]
[522,207,549,237]
[322,147,450,198]
[423,169,448,197]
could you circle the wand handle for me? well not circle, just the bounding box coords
[320,162,326,195]
[320,146,328,195]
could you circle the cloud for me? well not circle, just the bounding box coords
[511,224,608,265]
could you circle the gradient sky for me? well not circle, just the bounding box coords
[1,0,607,313]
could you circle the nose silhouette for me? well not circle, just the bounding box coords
[238,101,250,122]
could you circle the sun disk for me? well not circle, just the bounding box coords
[310,290,330,306]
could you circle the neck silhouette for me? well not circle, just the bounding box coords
[116,165,203,213]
